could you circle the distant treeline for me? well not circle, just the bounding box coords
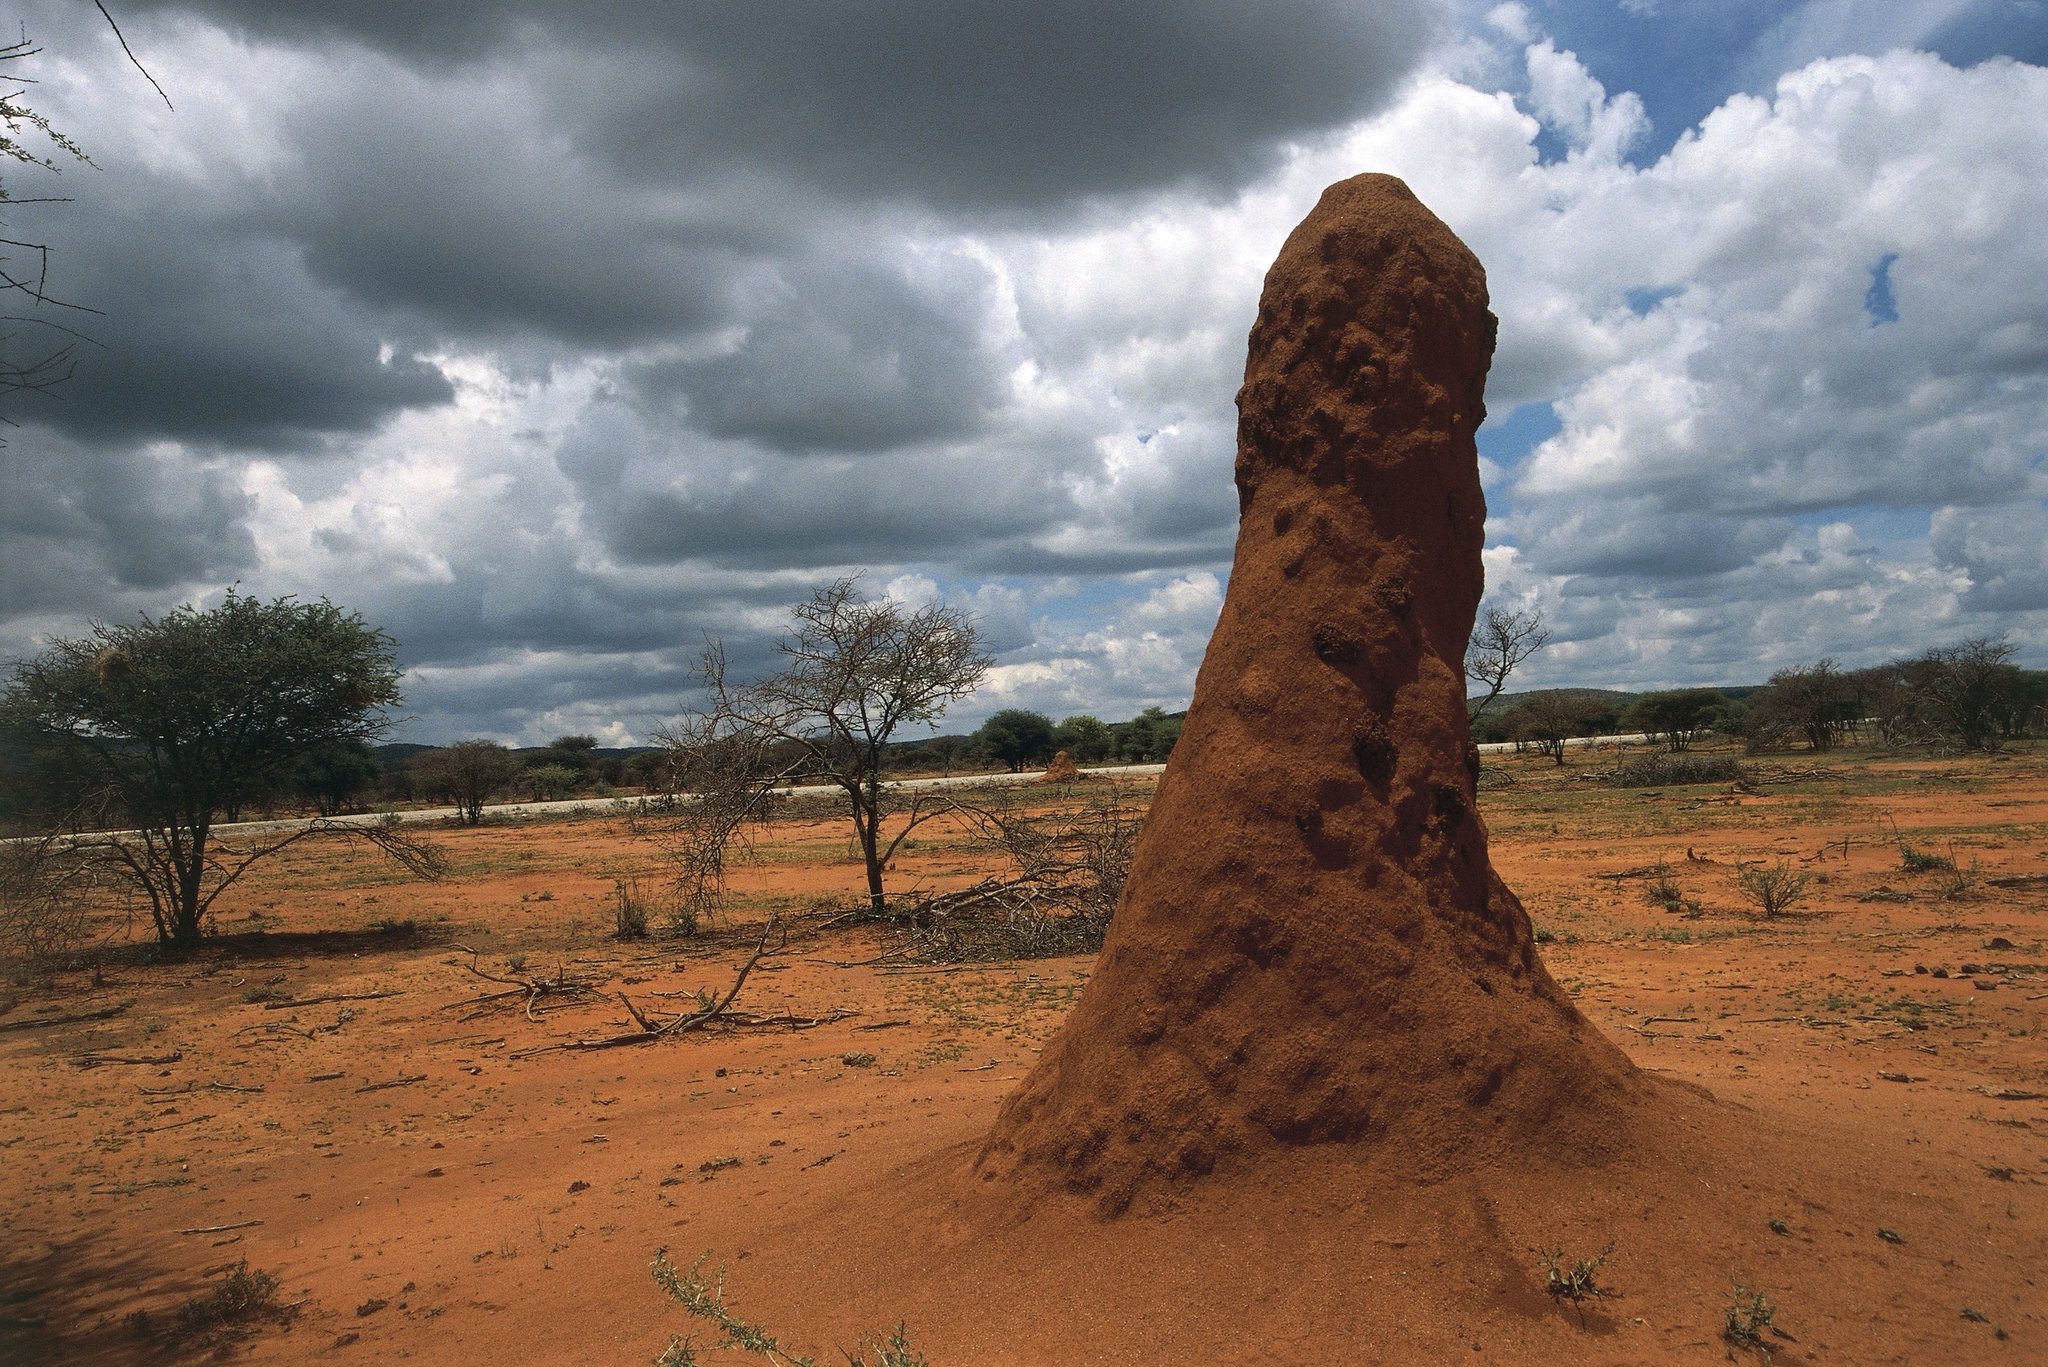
[0,708,1187,827]
[1474,636,2047,757]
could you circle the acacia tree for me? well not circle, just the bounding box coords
[1,593,442,949]
[666,578,990,915]
[1623,688,1727,751]
[1466,605,1550,723]
[1908,636,2019,751]
[974,708,1055,771]
[412,739,522,824]
[1510,691,1597,765]
[1745,659,1856,753]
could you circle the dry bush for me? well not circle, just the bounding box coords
[1607,753,1746,788]
[891,783,1143,961]
[651,717,789,933]
[0,825,103,965]
[651,1249,926,1367]
[612,876,653,939]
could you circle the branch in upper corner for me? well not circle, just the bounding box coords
[94,1,173,109]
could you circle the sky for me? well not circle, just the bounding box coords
[3,0,2046,745]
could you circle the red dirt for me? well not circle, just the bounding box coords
[1,765,2045,1364]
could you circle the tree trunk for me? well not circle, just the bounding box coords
[857,802,885,911]
[172,838,207,948]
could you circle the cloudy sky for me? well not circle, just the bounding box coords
[4,0,2046,744]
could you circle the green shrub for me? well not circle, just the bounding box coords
[1737,860,1813,918]
[1900,844,1954,873]
[1723,1282,1776,1351]
[1642,863,1702,917]
[612,877,651,939]
[1539,1240,1614,1326]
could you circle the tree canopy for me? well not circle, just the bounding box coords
[974,709,1055,772]
[1,592,438,947]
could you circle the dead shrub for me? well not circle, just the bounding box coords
[887,783,1142,961]
[0,825,103,966]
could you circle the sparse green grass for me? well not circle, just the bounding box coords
[650,1249,927,1367]
[1538,1240,1614,1326]
[126,1261,288,1349]
[1723,1282,1776,1353]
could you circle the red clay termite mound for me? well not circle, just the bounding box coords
[977,174,1647,1216]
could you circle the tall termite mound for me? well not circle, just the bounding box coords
[977,174,1645,1215]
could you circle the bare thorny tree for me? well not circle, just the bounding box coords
[0,29,98,429]
[0,7,168,437]
[657,577,992,923]
[1466,604,1550,723]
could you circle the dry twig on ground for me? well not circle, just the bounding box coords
[509,915,853,1058]
[447,945,606,1023]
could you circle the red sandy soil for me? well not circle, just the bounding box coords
[2,750,2045,1365]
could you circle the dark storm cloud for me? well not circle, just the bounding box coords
[263,67,745,349]
[126,1,1438,208]
[634,250,1006,453]
[0,430,256,611]
[54,1,1436,454]
[572,445,1055,570]
[57,208,453,446]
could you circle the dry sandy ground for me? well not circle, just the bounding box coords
[3,749,2045,1364]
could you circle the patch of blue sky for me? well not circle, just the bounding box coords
[1523,0,2048,162]
[1865,253,1900,325]
[1625,285,1682,316]
[1477,400,1562,472]
[1530,124,1574,166]
[1925,0,2048,68]
[1518,0,1797,157]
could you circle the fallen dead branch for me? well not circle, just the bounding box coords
[262,989,404,1011]
[448,946,607,1023]
[178,1220,263,1236]
[861,786,1140,962]
[234,1022,315,1045]
[232,1008,354,1046]
[511,916,833,1058]
[72,1049,181,1067]
[0,1002,130,1032]
[139,1080,264,1096]
[355,1073,425,1093]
